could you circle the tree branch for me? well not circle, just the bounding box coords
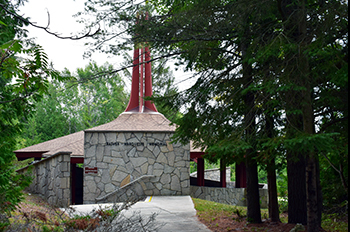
[318,116,349,133]
[67,51,186,87]
[0,91,36,104]
[0,3,101,40]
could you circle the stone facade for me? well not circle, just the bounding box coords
[83,131,190,204]
[17,152,71,207]
[95,175,155,203]
[190,186,268,208]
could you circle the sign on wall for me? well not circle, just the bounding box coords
[106,142,167,146]
[85,167,98,174]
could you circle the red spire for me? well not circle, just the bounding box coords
[125,12,157,113]
[124,44,157,113]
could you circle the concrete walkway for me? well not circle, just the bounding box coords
[67,196,212,232]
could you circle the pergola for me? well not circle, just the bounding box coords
[189,144,247,188]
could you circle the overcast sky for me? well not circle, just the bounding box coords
[19,0,195,91]
[19,0,111,71]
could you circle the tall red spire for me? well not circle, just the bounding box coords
[125,12,157,113]
[125,44,157,113]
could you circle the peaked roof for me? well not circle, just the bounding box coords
[14,131,84,158]
[14,112,177,159]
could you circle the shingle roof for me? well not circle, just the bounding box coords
[14,131,84,157]
[14,112,180,158]
[85,112,176,132]
[190,140,206,153]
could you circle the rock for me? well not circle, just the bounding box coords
[289,223,305,232]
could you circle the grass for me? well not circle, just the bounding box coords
[192,198,270,223]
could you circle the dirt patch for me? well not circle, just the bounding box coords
[8,192,68,231]
[15,192,64,217]
[199,216,301,232]
[196,212,338,232]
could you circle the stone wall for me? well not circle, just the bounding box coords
[190,167,231,182]
[17,152,71,207]
[190,186,268,208]
[84,131,190,204]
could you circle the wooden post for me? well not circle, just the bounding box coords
[197,158,205,186]
[235,162,247,188]
[220,159,226,188]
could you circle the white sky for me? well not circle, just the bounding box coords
[19,0,102,71]
[19,0,195,91]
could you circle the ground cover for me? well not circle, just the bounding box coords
[192,198,348,232]
[6,191,155,231]
[6,192,69,231]
[7,191,113,231]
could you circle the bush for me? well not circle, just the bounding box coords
[5,194,164,232]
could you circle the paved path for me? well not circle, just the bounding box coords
[68,196,212,232]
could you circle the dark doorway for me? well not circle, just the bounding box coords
[71,163,84,205]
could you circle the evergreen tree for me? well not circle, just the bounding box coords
[77,0,348,229]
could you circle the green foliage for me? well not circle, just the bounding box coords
[0,0,64,222]
[150,59,182,122]
[0,166,32,213]
[20,62,128,147]
[72,62,128,128]
[320,149,348,211]
[190,162,197,174]
[276,170,288,198]
[276,169,289,213]
[321,212,349,232]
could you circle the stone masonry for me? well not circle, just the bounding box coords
[190,167,268,208]
[17,152,71,207]
[190,186,268,208]
[83,131,190,204]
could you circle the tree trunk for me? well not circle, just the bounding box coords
[306,154,320,231]
[302,47,322,232]
[267,159,280,222]
[246,157,262,223]
[287,151,307,225]
[316,156,323,227]
[241,33,261,224]
[284,71,307,225]
[265,109,279,222]
[279,0,323,229]
[298,1,322,230]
